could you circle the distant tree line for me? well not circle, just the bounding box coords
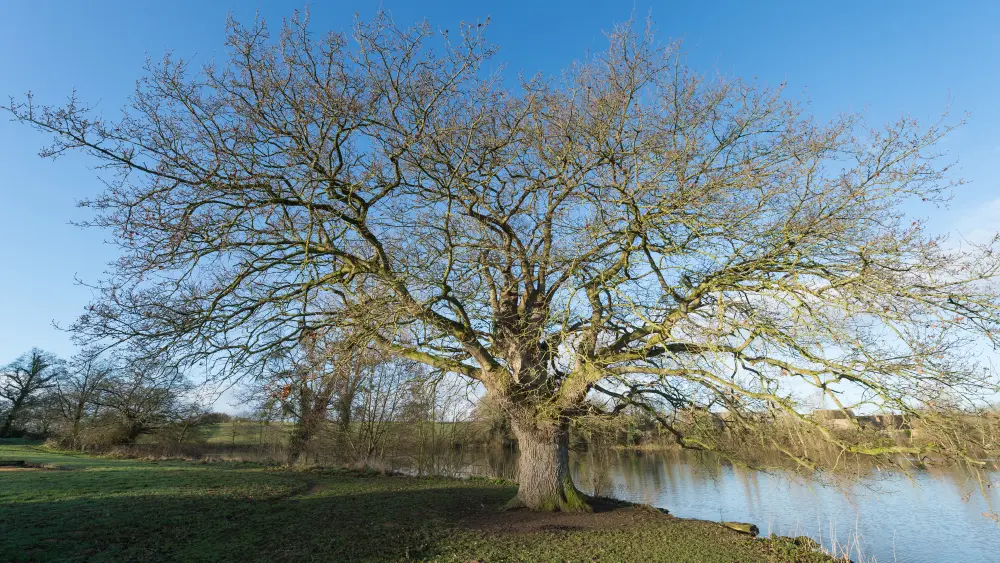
[240,327,487,467]
[0,348,206,449]
[0,341,489,471]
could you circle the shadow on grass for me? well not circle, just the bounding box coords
[1,476,514,562]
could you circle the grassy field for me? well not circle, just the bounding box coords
[200,421,293,445]
[0,440,831,562]
[197,420,490,446]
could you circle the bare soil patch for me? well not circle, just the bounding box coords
[0,460,49,471]
[0,459,67,471]
[463,496,672,534]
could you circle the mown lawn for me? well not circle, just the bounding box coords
[0,441,830,562]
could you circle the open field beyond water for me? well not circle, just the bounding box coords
[0,440,831,562]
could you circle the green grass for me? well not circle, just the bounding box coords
[0,440,830,562]
[201,421,293,445]
[198,420,488,447]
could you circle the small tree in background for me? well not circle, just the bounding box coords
[52,350,113,448]
[91,355,195,444]
[242,326,381,464]
[0,349,65,437]
[350,358,415,464]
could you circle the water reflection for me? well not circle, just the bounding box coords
[395,447,999,562]
[571,449,1000,562]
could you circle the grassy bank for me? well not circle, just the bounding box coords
[0,440,831,562]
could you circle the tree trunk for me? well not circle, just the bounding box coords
[287,421,309,465]
[125,423,144,444]
[288,404,325,465]
[0,396,26,437]
[71,398,86,449]
[334,400,352,454]
[510,416,590,512]
[336,396,352,433]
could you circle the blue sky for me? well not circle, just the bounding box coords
[1,0,998,373]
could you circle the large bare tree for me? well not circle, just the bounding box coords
[8,12,1000,510]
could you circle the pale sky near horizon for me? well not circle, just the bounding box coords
[1,1,998,410]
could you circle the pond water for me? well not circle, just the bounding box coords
[569,450,1000,562]
[412,448,1000,562]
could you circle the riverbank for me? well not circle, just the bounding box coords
[0,441,831,562]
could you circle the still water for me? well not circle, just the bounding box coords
[417,449,1000,562]
[568,450,1000,562]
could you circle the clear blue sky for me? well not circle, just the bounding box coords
[2,0,999,367]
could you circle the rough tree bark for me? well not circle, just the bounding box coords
[508,414,590,512]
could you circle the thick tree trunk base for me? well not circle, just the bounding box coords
[502,481,591,512]
[511,417,592,513]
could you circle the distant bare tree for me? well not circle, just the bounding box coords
[350,358,414,463]
[92,355,194,444]
[53,350,113,448]
[0,349,65,437]
[330,346,371,437]
[262,328,380,464]
[8,11,1000,510]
